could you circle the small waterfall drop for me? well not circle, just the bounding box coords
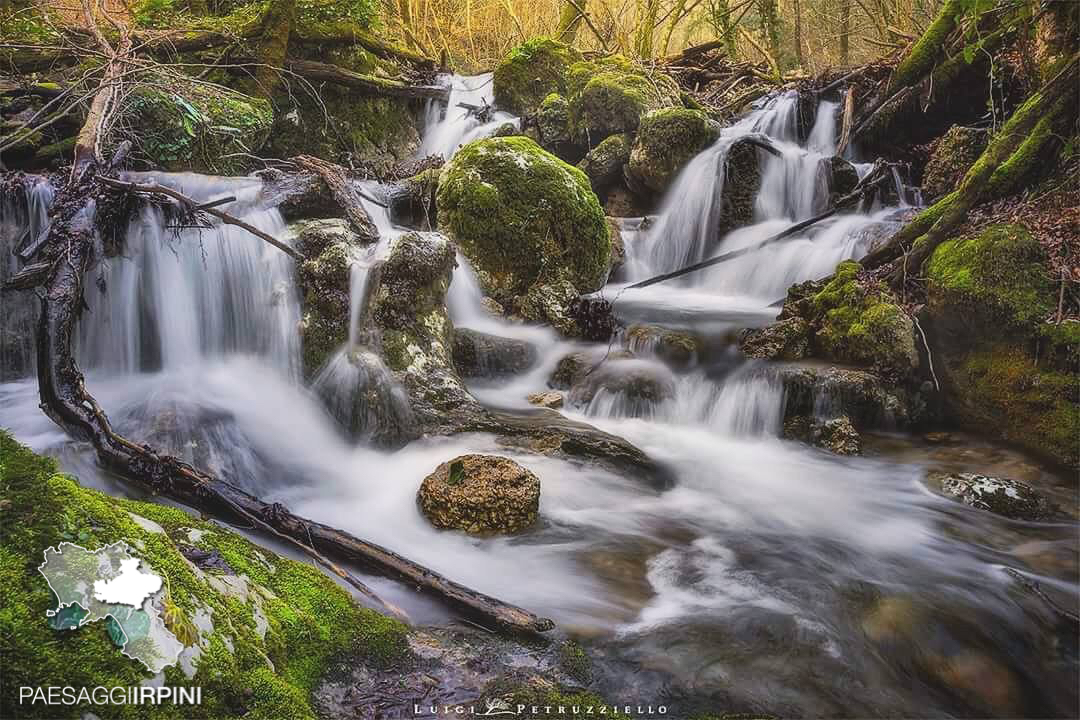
[418,74,516,159]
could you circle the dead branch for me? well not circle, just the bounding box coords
[291,155,380,243]
[97,176,303,260]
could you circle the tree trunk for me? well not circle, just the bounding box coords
[251,0,296,99]
[555,0,584,43]
[839,0,850,64]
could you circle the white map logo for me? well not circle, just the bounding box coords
[38,541,183,673]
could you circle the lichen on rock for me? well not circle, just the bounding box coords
[926,471,1061,520]
[417,454,541,534]
[739,317,810,361]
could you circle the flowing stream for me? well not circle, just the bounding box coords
[0,80,1075,717]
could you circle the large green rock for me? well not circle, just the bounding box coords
[493,37,582,116]
[926,224,1078,467]
[436,136,610,330]
[626,108,720,193]
[565,55,681,145]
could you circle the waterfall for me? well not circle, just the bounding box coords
[0,177,53,380]
[619,92,904,309]
[77,174,301,377]
[418,74,517,160]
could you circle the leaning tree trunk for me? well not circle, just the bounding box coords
[862,52,1078,283]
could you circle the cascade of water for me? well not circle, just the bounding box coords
[0,177,54,379]
[418,74,516,160]
[77,175,300,377]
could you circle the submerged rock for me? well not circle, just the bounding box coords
[625,324,703,369]
[417,454,541,534]
[739,317,810,361]
[436,136,610,333]
[778,364,915,430]
[568,358,676,415]
[926,471,1061,521]
[493,37,582,116]
[313,348,416,448]
[292,219,364,377]
[452,328,538,378]
[626,108,720,194]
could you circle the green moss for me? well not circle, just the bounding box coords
[952,347,1079,468]
[627,108,719,192]
[265,90,418,175]
[887,0,963,93]
[436,136,609,324]
[0,431,407,719]
[493,37,582,116]
[557,640,590,682]
[811,261,917,377]
[565,55,681,144]
[133,0,375,31]
[927,225,1056,331]
[484,675,608,720]
[120,83,272,173]
[576,132,632,193]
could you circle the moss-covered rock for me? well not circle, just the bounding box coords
[291,219,363,377]
[925,224,1078,467]
[810,260,919,378]
[577,133,632,197]
[492,37,582,116]
[626,108,720,193]
[565,55,682,145]
[417,454,541,534]
[436,136,610,332]
[783,414,862,455]
[119,84,273,173]
[534,92,574,157]
[264,92,420,176]
[922,126,989,203]
[778,364,917,430]
[0,431,407,720]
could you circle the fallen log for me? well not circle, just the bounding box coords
[283,58,449,101]
[291,154,380,243]
[627,162,893,289]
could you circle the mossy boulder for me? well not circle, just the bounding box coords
[120,84,273,173]
[778,364,916,430]
[784,414,862,455]
[810,260,919,378]
[626,108,720,193]
[291,219,363,377]
[0,431,408,720]
[922,126,989,203]
[925,224,1078,467]
[265,92,420,175]
[534,92,574,157]
[417,454,540,534]
[493,37,582,116]
[436,136,610,332]
[577,133,632,196]
[565,55,682,145]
